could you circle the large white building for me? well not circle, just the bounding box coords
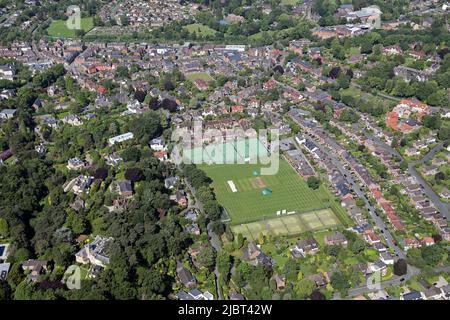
[108,132,134,145]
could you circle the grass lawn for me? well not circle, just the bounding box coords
[300,263,317,276]
[200,158,334,224]
[281,0,301,5]
[313,230,333,247]
[344,256,359,265]
[348,47,361,55]
[186,72,213,82]
[227,201,342,239]
[47,17,94,38]
[261,243,290,269]
[184,23,217,37]
[4,156,17,165]
[340,87,392,110]
[408,279,426,292]
[63,265,89,284]
[115,170,125,180]
[248,27,295,42]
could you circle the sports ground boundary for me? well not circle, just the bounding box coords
[230,208,341,240]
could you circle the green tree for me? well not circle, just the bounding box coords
[14,248,31,263]
[422,114,442,130]
[0,218,8,238]
[351,238,365,254]
[393,258,407,276]
[307,176,320,190]
[421,245,444,267]
[122,146,141,162]
[204,200,221,221]
[217,251,231,282]
[0,281,12,300]
[197,245,216,269]
[331,272,350,294]
[236,233,244,249]
[296,278,315,298]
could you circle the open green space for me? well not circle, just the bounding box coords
[199,156,334,224]
[281,0,302,6]
[47,17,94,38]
[230,209,341,240]
[348,47,361,55]
[185,72,214,82]
[184,23,217,36]
[340,86,393,110]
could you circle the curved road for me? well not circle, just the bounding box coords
[364,132,450,218]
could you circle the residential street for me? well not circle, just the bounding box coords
[184,178,223,300]
[411,142,445,166]
[364,132,450,218]
[309,134,406,259]
[346,265,421,298]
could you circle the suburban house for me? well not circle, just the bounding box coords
[363,230,381,245]
[229,291,246,300]
[186,223,201,235]
[75,235,113,267]
[373,242,387,252]
[21,260,49,282]
[368,260,388,276]
[177,289,214,300]
[243,242,274,267]
[67,157,85,170]
[291,238,320,258]
[164,176,179,189]
[172,190,187,206]
[64,175,94,195]
[176,262,196,288]
[150,137,166,151]
[401,291,423,300]
[381,45,403,55]
[308,273,328,288]
[403,237,422,250]
[154,150,169,161]
[379,252,394,265]
[0,109,17,119]
[273,274,286,290]
[394,66,431,82]
[116,180,133,197]
[423,286,443,300]
[105,152,123,166]
[324,232,348,247]
[440,188,450,199]
[0,64,15,81]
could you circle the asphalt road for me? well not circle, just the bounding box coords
[184,178,223,300]
[411,142,445,166]
[346,265,421,298]
[364,132,450,219]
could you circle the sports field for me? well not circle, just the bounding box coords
[47,17,94,38]
[231,209,340,240]
[199,155,334,225]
